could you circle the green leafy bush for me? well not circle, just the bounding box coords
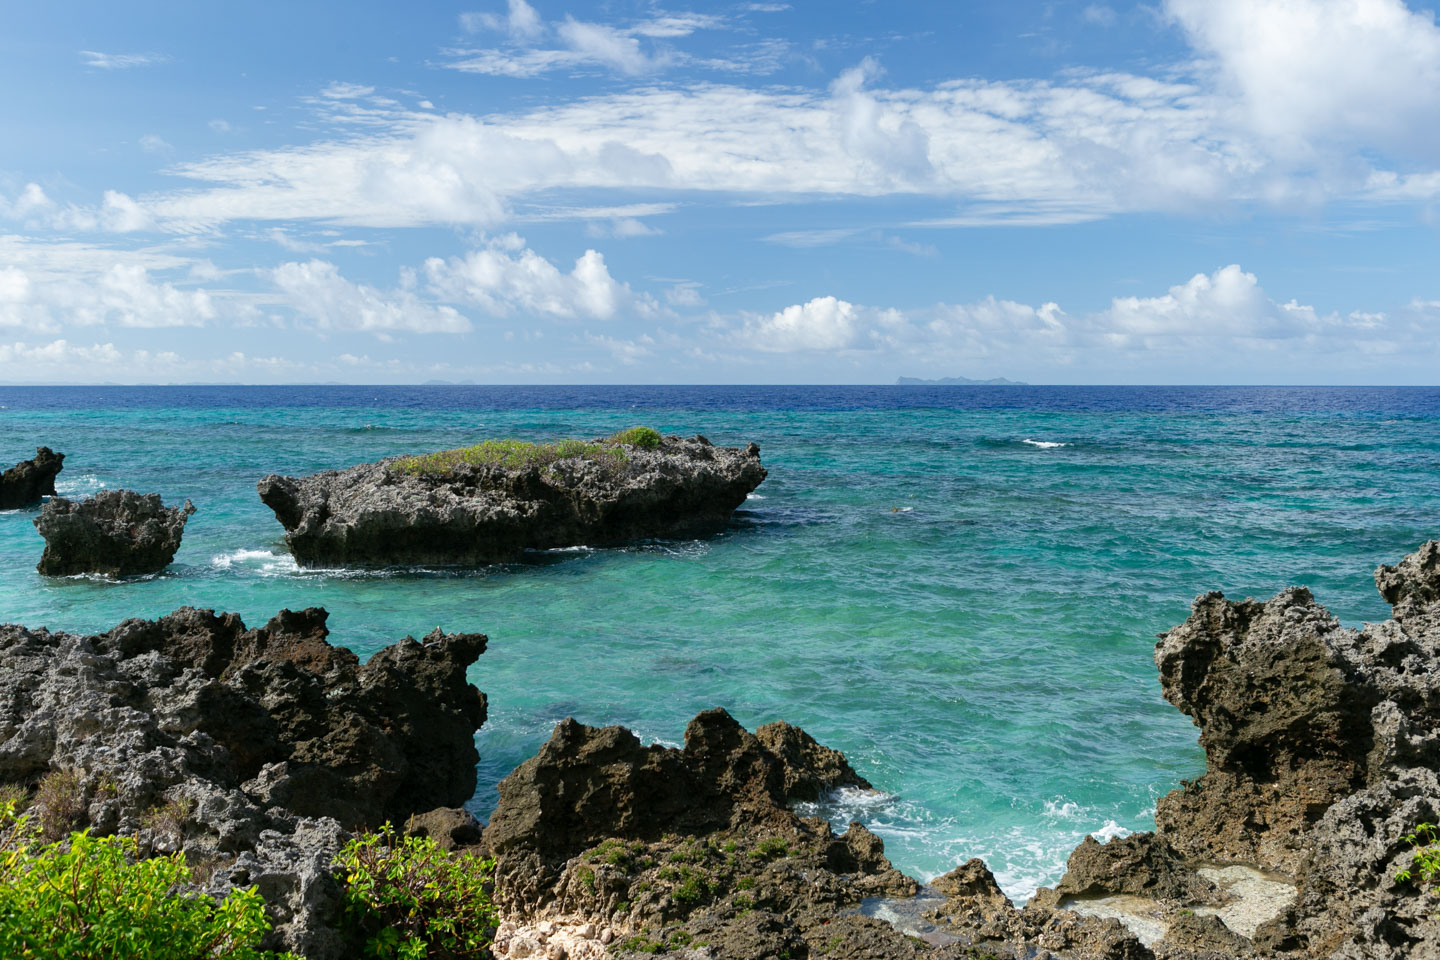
[0,799,292,960]
[335,824,498,959]
[606,426,663,450]
[1397,821,1440,896]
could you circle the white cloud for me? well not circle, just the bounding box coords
[0,340,184,382]
[139,134,172,154]
[423,234,639,320]
[743,296,860,352]
[80,51,168,69]
[271,260,471,333]
[0,239,215,330]
[209,119,232,134]
[1083,5,1118,27]
[1165,0,1440,157]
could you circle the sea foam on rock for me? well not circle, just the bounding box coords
[0,446,64,509]
[0,606,488,958]
[34,488,195,576]
[256,433,766,567]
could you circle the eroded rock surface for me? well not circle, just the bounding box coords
[0,446,63,509]
[482,708,923,959]
[931,539,1440,960]
[257,434,767,567]
[34,488,195,576]
[0,606,488,958]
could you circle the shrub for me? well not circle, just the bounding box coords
[607,426,663,450]
[391,438,626,477]
[390,426,663,477]
[1397,821,1440,897]
[335,824,498,960]
[0,799,293,960]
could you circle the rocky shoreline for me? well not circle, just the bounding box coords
[0,538,1436,957]
[257,433,767,567]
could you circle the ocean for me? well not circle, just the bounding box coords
[2,384,1437,900]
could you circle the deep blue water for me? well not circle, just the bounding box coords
[2,384,1437,899]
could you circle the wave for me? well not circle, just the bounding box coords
[54,474,107,497]
[1021,438,1069,449]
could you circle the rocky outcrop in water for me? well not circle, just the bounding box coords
[256,434,766,567]
[0,606,488,958]
[930,539,1440,960]
[0,447,63,509]
[482,708,925,960]
[34,489,195,576]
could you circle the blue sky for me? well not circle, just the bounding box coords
[2,0,1439,384]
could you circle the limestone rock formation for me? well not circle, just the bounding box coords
[931,539,1440,960]
[34,488,195,576]
[257,434,767,567]
[0,446,63,509]
[482,708,919,959]
[0,606,488,958]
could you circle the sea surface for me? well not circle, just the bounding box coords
[2,384,1437,900]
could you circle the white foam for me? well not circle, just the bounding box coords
[210,548,300,577]
[1042,799,1083,820]
[54,474,107,496]
[1092,819,1131,842]
[746,493,766,500]
[1021,438,1069,449]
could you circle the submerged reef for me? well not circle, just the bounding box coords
[34,488,195,577]
[0,446,63,509]
[257,431,766,567]
[0,606,488,958]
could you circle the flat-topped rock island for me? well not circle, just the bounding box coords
[257,429,767,567]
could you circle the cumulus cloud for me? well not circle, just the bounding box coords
[272,260,471,333]
[0,340,184,382]
[743,296,860,352]
[423,234,642,320]
[717,265,1428,379]
[0,249,214,331]
[1166,0,1440,157]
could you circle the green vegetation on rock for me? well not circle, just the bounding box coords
[391,427,664,477]
[0,799,294,960]
[335,824,498,960]
[1396,821,1440,901]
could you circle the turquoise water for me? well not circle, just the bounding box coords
[2,386,1437,900]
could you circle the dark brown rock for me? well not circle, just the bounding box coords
[34,488,195,577]
[257,434,766,567]
[405,806,484,852]
[484,708,916,956]
[0,446,63,509]
[0,606,489,957]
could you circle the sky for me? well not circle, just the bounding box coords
[2,0,1440,385]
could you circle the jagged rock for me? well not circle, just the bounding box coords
[405,806,485,852]
[0,447,63,509]
[483,708,917,958]
[34,488,195,576]
[0,607,488,957]
[927,539,1440,960]
[256,434,766,567]
[1052,834,1221,904]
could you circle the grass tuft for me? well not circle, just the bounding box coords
[390,427,665,477]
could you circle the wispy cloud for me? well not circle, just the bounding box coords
[79,50,169,69]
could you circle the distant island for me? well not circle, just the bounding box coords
[895,375,1028,385]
